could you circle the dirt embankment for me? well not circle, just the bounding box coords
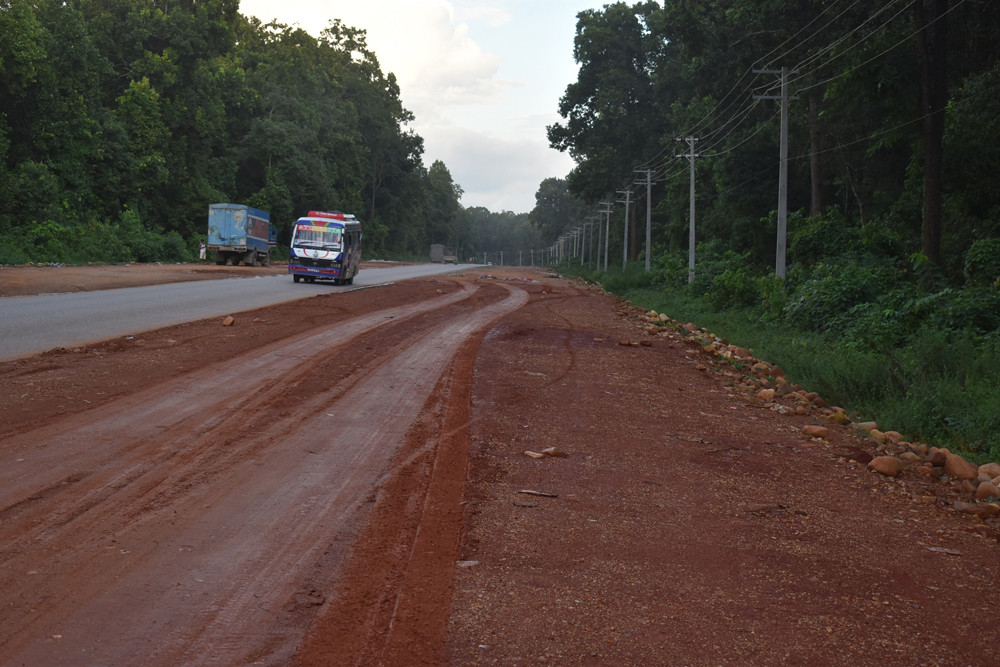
[1,263,997,666]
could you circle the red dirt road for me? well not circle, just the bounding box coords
[1,264,997,666]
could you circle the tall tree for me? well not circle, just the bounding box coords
[530,177,588,244]
[915,0,949,266]
[548,2,660,202]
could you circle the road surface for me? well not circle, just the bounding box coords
[0,275,524,664]
[0,263,476,360]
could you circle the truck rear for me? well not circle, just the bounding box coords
[207,204,277,266]
[430,244,457,264]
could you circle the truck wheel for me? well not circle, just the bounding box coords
[262,254,270,267]
[230,256,241,266]
[250,253,258,267]
[293,275,301,283]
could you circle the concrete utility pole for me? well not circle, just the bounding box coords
[617,189,632,269]
[755,66,797,280]
[634,170,654,271]
[598,201,613,271]
[677,137,700,283]
[587,215,601,269]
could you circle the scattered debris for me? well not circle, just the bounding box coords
[925,546,963,556]
[518,489,558,498]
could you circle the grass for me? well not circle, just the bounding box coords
[565,265,1000,464]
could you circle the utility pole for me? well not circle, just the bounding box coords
[598,201,612,271]
[755,66,797,279]
[593,212,602,270]
[676,137,700,283]
[634,170,654,271]
[588,217,595,269]
[617,189,632,269]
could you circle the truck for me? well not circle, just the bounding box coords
[430,243,457,264]
[288,210,362,285]
[207,203,277,266]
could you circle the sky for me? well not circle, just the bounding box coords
[238,0,598,214]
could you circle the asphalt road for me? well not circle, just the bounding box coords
[0,264,477,361]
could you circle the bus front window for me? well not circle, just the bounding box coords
[295,225,342,249]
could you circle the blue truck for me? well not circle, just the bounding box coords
[207,203,277,266]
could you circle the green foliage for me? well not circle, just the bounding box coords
[599,263,660,293]
[0,1,475,264]
[963,238,1000,287]
[783,262,895,332]
[706,262,763,311]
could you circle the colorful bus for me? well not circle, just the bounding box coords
[288,211,362,285]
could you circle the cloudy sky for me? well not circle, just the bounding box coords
[238,0,597,213]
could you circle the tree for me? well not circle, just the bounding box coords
[548,2,661,203]
[530,178,588,244]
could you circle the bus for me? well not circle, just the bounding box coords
[288,211,362,285]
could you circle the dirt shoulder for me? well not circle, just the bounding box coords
[1,264,997,665]
[0,262,286,296]
[0,260,406,296]
[443,276,1000,665]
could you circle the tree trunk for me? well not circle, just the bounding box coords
[916,0,948,266]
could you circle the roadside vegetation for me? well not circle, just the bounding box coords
[540,2,1000,464]
[561,226,1000,463]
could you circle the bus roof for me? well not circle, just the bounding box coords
[306,210,358,221]
[295,217,361,230]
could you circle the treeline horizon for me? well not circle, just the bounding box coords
[1,0,576,265]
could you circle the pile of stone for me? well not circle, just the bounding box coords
[632,306,1000,521]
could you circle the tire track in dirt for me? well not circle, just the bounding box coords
[0,278,528,665]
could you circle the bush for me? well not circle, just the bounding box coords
[0,230,30,264]
[964,237,1000,287]
[783,262,895,332]
[788,210,858,266]
[601,264,660,293]
[707,264,762,310]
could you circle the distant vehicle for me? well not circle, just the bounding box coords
[207,203,277,266]
[430,243,457,264]
[288,210,362,285]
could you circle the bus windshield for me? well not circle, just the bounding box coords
[293,223,342,250]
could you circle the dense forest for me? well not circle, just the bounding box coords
[0,0,558,264]
[548,1,1000,459]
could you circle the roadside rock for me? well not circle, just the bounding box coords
[854,421,878,435]
[979,462,1000,480]
[944,453,979,480]
[927,449,948,467]
[869,456,906,477]
[954,500,1000,517]
[975,481,1000,501]
[801,425,829,439]
[757,388,776,402]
